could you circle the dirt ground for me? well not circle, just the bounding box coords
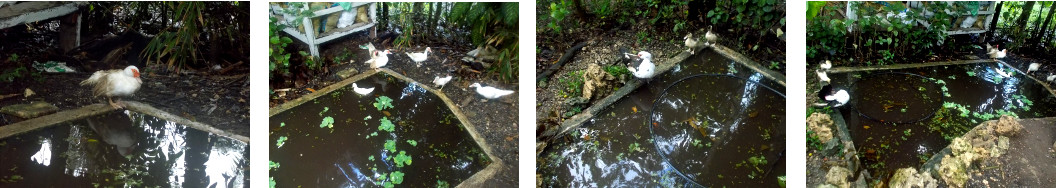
[269,32,520,186]
[967,117,1056,187]
[0,66,250,137]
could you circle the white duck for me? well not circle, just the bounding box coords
[704,26,718,46]
[80,65,142,109]
[469,83,514,99]
[820,60,832,70]
[406,47,431,67]
[684,33,698,54]
[365,50,392,69]
[1028,62,1041,74]
[627,51,656,79]
[352,83,374,95]
[432,75,452,90]
[824,89,850,107]
[1047,74,1056,82]
[816,69,831,84]
[988,49,1007,59]
[985,43,997,53]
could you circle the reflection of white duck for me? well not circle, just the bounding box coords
[1028,62,1040,74]
[86,113,137,156]
[80,65,142,109]
[994,67,1011,78]
[432,75,452,89]
[405,47,431,67]
[627,51,656,79]
[365,50,392,69]
[352,83,374,95]
[469,83,514,99]
[824,89,850,107]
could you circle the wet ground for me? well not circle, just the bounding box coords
[538,50,786,187]
[0,110,248,187]
[269,74,489,187]
[270,31,520,186]
[828,62,1056,183]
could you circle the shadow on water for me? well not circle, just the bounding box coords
[0,110,249,187]
[269,73,489,187]
[539,49,786,187]
[831,62,1056,181]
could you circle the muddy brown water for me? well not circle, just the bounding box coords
[539,49,786,187]
[831,63,1056,182]
[269,74,489,187]
[0,110,248,187]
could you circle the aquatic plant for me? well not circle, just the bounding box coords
[374,96,394,111]
[319,116,335,129]
[393,151,413,167]
[379,117,395,132]
[406,140,418,146]
[269,161,280,170]
[319,107,329,116]
[385,140,397,152]
[276,136,287,148]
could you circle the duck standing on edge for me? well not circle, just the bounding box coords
[469,83,514,99]
[432,75,452,90]
[684,33,699,54]
[1028,62,1040,74]
[406,47,431,67]
[1047,74,1056,82]
[81,65,142,109]
[705,25,718,46]
[988,49,1007,59]
[627,51,656,79]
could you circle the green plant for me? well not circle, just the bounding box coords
[276,136,287,148]
[603,65,630,78]
[385,140,397,152]
[269,17,293,78]
[393,151,413,167]
[558,71,585,97]
[378,117,395,132]
[547,0,570,34]
[450,2,519,82]
[319,116,335,128]
[373,96,394,111]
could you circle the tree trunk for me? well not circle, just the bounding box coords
[380,3,388,31]
[1035,3,1056,41]
[987,1,1002,37]
[414,2,423,41]
[430,2,442,39]
[1016,1,1036,35]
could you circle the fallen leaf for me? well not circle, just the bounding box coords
[863,125,871,129]
[382,111,391,116]
[632,106,638,113]
[307,88,317,93]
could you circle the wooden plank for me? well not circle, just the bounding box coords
[0,2,82,29]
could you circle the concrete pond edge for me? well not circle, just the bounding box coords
[267,68,502,187]
[538,44,787,153]
[0,101,249,143]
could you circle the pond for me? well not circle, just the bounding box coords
[539,49,787,187]
[0,110,248,187]
[268,73,490,187]
[830,62,1056,181]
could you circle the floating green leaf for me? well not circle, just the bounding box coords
[368,155,375,161]
[390,171,405,184]
[393,151,413,167]
[269,161,280,170]
[269,177,276,188]
[379,117,395,132]
[319,116,335,128]
[276,136,287,148]
[385,140,397,152]
[319,107,329,116]
[374,96,394,111]
[280,122,285,127]
[406,140,417,147]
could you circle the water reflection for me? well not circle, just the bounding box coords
[0,110,248,187]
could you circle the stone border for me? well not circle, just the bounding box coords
[538,44,786,150]
[267,68,501,187]
[0,101,248,143]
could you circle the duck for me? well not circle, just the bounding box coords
[988,49,1007,59]
[352,83,374,95]
[359,42,378,58]
[80,65,142,109]
[365,50,392,69]
[985,43,997,53]
[684,33,699,54]
[432,75,452,90]
[627,51,656,79]
[816,69,831,84]
[820,60,832,70]
[1028,62,1041,74]
[406,47,431,67]
[705,25,718,46]
[469,83,514,99]
[1047,74,1056,82]
[824,89,850,107]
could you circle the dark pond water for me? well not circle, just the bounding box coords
[831,62,1056,181]
[0,110,249,187]
[269,74,489,187]
[539,49,787,187]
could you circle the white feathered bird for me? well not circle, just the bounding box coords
[705,26,718,46]
[820,60,832,70]
[627,51,656,79]
[80,65,142,109]
[406,47,431,67]
[1028,63,1040,74]
[824,90,850,107]
[1047,74,1056,82]
[684,33,698,54]
[469,83,514,99]
[816,69,831,83]
[365,50,392,69]
[988,49,1007,59]
[432,75,452,89]
[352,83,374,95]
